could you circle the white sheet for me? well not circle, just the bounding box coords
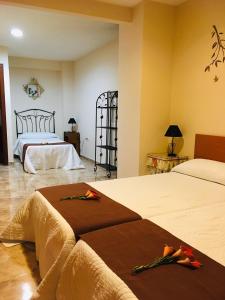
[1,172,225,299]
[90,172,225,219]
[14,137,84,174]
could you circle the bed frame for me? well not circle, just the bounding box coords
[15,109,55,137]
[194,134,225,163]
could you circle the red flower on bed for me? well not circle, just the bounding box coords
[180,245,194,258]
[190,260,202,268]
[133,244,202,274]
[85,190,99,199]
[177,257,202,268]
[61,190,99,201]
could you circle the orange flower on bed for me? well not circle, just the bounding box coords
[133,244,202,274]
[85,190,99,199]
[61,190,99,201]
[163,245,175,257]
[84,190,99,199]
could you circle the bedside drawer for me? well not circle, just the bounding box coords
[64,132,80,156]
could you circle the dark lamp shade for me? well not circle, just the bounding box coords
[68,118,76,125]
[164,125,182,137]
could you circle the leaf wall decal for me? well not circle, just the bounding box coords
[204,25,225,79]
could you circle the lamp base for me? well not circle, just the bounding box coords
[167,153,177,157]
[167,141,176,157]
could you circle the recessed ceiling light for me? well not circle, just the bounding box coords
[11,28,23,38]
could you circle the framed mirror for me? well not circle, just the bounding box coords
[23,78,44,100]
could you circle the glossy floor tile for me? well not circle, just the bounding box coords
[0,157,116,300]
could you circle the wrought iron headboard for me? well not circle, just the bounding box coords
[15,109,56,137]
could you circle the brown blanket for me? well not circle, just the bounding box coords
[81,219,225,300]
[38,183,141,239]
[22,142,68,164]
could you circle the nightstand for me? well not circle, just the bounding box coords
[147,153,188,173]
[64,131,80,156]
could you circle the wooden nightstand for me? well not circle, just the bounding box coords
[64,131,80,156]
[147,153,188,173]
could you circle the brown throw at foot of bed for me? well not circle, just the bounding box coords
[81,219,225,300]
[38,183,142,239]
[22,142,68,164]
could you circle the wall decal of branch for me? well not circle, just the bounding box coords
[205,25,225,73]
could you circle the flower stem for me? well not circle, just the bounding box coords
[132,255,176,274]
[60,196,84,201]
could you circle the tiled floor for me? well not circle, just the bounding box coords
[0,158,116,300]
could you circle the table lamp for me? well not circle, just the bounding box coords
[164,125,182,156]
[68,118,76,132]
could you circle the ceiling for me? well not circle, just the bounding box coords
[98,0,186,6]
[0,4,118,61]
[0,0,186,61]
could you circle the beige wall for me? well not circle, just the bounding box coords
[9,57,71,143]
[118,4,143,178]
[170,0,225,159]
[9,57,61,71]
[118,1,175,177]
[73,41,118,160]
[139,1,175,174]
[61,62,76,132]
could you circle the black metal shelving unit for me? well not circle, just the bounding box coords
[94,91,118,178]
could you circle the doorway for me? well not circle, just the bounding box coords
[0,64,8,165]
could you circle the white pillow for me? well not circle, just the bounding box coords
[19,132,59,139]
[172,158,225,186]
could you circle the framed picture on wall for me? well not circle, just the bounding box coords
[23,78,44,100]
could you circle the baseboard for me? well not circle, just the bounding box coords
[80,155,95,163]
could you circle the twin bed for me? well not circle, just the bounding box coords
[13,109,83,173]
[1,134,225,299]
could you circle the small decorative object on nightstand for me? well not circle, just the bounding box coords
[68,118,76,132]
[147,153,188,173]
[164,125,182,156]
[64,131,80,156]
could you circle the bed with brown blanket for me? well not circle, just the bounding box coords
[1,134,225,299]
[56,220,225,300]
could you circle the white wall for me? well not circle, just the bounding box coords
[0,46,13,162]
[61,62,76,132]
[9,57,64,143]
[73,41,118,160]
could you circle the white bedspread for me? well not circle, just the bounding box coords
[0,191,76,299]
[14,137,84,174]
[1,171,225,299]
[56,240,137,300]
